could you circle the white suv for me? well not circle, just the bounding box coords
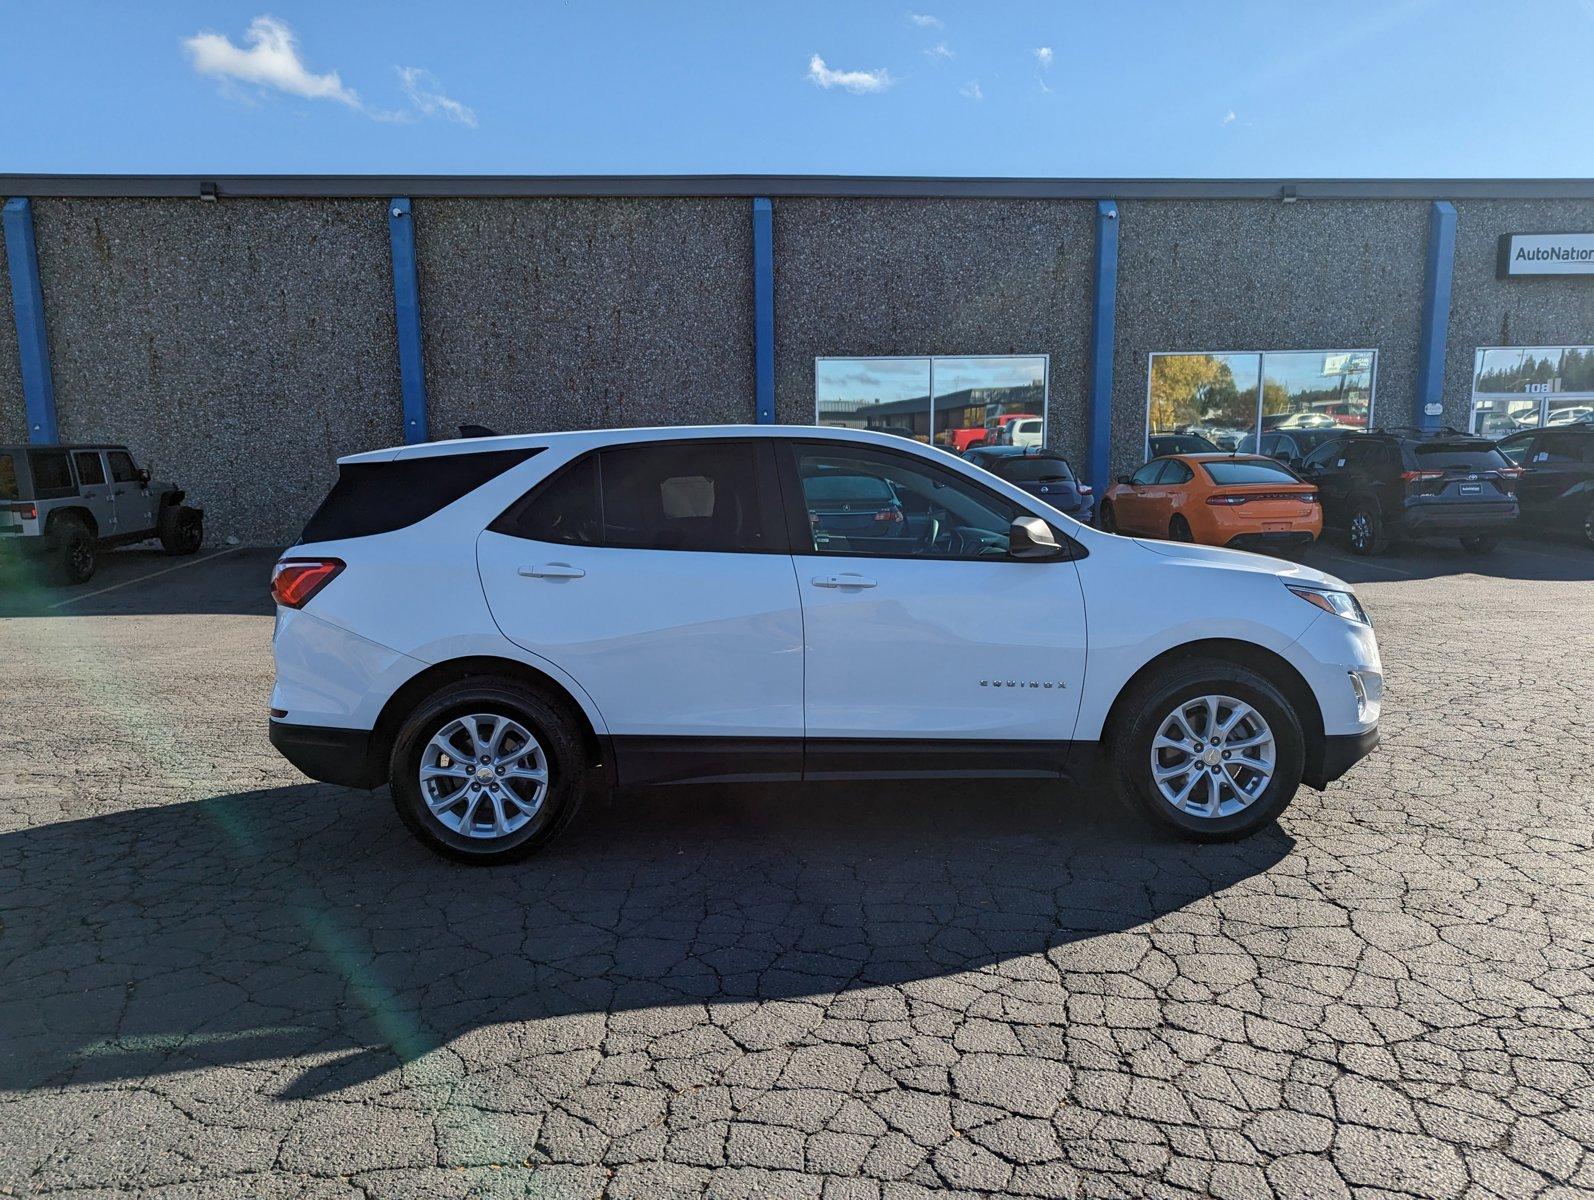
[269,426,1381,862]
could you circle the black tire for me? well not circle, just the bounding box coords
[1345,499,1387,556]
[1459,534,1497,554]
[159,505,204,555]
[1169,515,1194,542]
[1582,501,1594,549]
[1098,501,1117,534]
[52,517,97,585]
[388,678,591,864]
[1110,658,1305,842]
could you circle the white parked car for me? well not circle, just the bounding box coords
[270,426,1382,862]
[1008,417,1044,448]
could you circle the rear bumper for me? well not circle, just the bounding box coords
[269,719,383,789]
[1304,725,1379,789]
[1396,502,1517,534]
[1225,530,1316,551]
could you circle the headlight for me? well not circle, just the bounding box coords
[1287,584,1369,625]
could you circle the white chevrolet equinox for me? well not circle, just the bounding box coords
[270,426,1382,862]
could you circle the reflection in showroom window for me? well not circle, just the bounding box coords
[1469,346,1594,438]
[795,444,1021,560]
[815,355,1048,453]
[1147,350,1375,454]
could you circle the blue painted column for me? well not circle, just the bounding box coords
[1085,200,1120,495]
[752,197,775,424]
[1415,200,1457,432]
[2,198,60,443]
[387,197,428,444]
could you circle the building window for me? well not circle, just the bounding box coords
[815,355,1049,452]
[1146,350,1376,454]
[1469,347,1594,438]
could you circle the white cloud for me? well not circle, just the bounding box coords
[908,12,943,28]
[807,55,894,94]
[924,42,953,62]
[1223,109,1237,124]
[183,15,358,107]
[1034,46,1053,68]
[398,67,477,127]
[960,79,983,101]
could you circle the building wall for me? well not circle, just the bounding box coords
[1445,200,1594,424]
[1111,199,1429,476]
[413,198,754,440]
[772,199,1096,469]
[30,198,401,546]
[0,212,25,442]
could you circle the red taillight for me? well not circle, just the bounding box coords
[1400,469,1444,484]
[271,559,344,608]
[18,503,37,520]
[874,508,904,524]
[1497,466,1522,478]
[1078,484,1093,495]
[1206,493,1250,506]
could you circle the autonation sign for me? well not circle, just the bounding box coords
[1497,232,1594,277]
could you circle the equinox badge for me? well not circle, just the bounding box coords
[980,680,1066,688]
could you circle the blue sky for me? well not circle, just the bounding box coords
[3,0,1593,177]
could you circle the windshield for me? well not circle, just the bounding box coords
[1201,458,1303,485]
[996,456,1074,483]
[1413,444,1510,470]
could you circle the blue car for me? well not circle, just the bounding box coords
[962,446,1094,523]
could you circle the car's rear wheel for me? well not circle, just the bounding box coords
[1459,534,1497,554]
[159,505,204,555]
[389,679,589,863]
[1111,658,1305,841]
[1169,515,1194,542]
[51,517,97,585]
[1098,501,1117,533]
[1346,500,1387,556]
[1582,501,1594,548]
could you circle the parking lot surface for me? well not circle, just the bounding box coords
[1,538,1591,1199]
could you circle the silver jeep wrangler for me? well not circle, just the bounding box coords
[0,444,203,584]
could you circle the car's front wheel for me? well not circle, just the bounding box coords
[1111,658,1305,841]
[389,679,589,863]
[159,505,204,555]
[1098,501,1117,533]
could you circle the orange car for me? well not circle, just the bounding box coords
[1099,453,1322,551]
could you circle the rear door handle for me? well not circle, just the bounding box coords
[811,573,877,589]
[519,563,585,579]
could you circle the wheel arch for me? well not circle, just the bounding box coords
[46,505,98,539]
[370,656,609,785]
[1101,637,1326,781]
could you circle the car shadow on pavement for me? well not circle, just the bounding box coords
[1299,533,1594,585]
[0,777,1291,1100]
[0,547,278,617]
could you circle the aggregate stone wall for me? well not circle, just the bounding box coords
[772,199,1096,470]
[413,198,754,440]
[1445,200,1594,427]
[0,211,25,443]
[31,198,400,546]
[1112,199,1429,477]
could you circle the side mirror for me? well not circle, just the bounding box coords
[137,468,152,487]
[1010,516,1065,559]
[1116,474,1132,485]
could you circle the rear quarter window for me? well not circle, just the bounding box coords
[0,454,17,501]
[1201,458,1303,486]
[28,450,75,499]
[300,447,542,543]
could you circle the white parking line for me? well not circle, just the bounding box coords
[44,546,243,611]
[1310,549,1416,579]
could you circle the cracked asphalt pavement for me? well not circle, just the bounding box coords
[1,539,1591,1199]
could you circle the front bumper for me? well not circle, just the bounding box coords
[269,720,383,790]
[1305,725,1379,789]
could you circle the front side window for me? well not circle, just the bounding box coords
[73,452,106,486]
[28,451,74,498]
[1148,350,1376,455]
[107,451,140,484]
[1302,438,1346,468]
[1471,346,1594,437]
[815,355,1049,451]
[795,443,1021,560]
[494,442,775,554]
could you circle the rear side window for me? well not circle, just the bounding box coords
[74,452,106,486]
[107,451,139,484]
[1129,460,1166,486]
[1201,458,1302,485]
[0,454,17,501]
[1412,444,1510,471]
[300,448,542,543]
[492,441,779,553]
[28,450,75,499]
[1302,438,1344,467]
[1161,460,1194,484]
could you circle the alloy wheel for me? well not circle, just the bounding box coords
[1350,511,1373,552]
[1149,694,1276,819]
[418,712,549,839]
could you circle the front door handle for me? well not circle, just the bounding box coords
[811,573,877,589]
[519,563,585,579]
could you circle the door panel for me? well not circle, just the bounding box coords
[106,451,155,535]
[71,452,116,535]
